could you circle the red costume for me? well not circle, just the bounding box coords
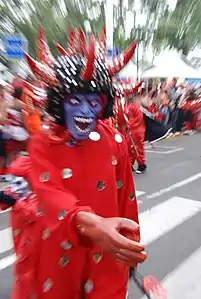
[6,123,139,299]
[0,26,146,299]
[146,104,163,122]
[181,97,201,131]
[125,102,146,166]
[101,117,113,127]
[114,82,146,171]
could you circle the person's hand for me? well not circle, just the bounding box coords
[75,212,147,266]
[0,191,16,206]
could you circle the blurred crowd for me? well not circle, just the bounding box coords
[140,77,201,136]
[0,74,200,177]
[113,77,201,173]
[0,73,46,177]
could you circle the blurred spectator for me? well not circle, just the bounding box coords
[0,85,7,175]
[12,73,24,89]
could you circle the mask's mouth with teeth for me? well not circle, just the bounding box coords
[74,116,94,134]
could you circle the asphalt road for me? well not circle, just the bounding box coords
[0,133,201,298]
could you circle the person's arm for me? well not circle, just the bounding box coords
[0,98,25,125]
[0,101,10,124]
[11,98,25,111]
[0,133,147,267]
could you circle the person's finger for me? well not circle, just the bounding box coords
[117,249,147,263]
[133,233,140,242]
[108,249,133,265]
[102,240,146,265]
[111,230,144,252]
[115,249,146,265]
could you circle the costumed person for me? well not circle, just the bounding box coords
[0,26,147,299]
[180,89,200,134]
[125,93,147,174]
[114,82,146,173]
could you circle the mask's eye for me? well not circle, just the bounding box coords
[90,99,99,107]
[69,98,80,105]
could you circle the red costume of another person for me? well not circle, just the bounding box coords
[0,27,147,299]
[181,91,201,131]
[101,117,113,127]
[125,97,146,173]
[146,103,164,122]
[115,84,146,174]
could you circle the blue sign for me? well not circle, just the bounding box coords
[186,78,201,86]
[107,48,120,58]
[4,34,26,59]
[107,48,121,79]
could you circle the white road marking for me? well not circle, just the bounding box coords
[161,247,201,299]
[136,190,145,197]
[0,208,11,214]
[0,228,13,254]
[147,172,201,199]
[153,145,180,149]
[139,197,201,246]
[146,148,184,154]
[164,148,184,154]
[140,246,201,299]
[0,254,15,271]
[145,145,179,150]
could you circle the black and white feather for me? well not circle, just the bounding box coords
[47,55,115,125]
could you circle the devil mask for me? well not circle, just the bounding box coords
[24,26,143,141]
[64,93,102,140]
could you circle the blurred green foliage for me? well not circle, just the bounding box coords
[0,0,201,65]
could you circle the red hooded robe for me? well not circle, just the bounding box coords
[0,121,139,299]
[125,102,146,166]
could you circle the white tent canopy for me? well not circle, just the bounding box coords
[142,50,201,79]
[118,61,141,79]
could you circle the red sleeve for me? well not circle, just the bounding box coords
[6,154,94,248]
[115,138,140,236]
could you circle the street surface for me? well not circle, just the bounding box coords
[0,133,201,298]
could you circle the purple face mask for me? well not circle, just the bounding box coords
[64,93,102,141]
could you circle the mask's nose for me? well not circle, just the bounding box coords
[80,101,90,114]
